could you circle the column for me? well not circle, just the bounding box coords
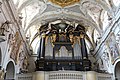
[41,33,46,58]
[38,38,42,59]
[42,36,46,58]
[37,33,46,59]
[80,34,88,59]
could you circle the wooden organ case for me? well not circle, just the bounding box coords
[35,23,91,71]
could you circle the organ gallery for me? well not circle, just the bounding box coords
[35,21,91,71]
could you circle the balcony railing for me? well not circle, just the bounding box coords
[16,71,113,80]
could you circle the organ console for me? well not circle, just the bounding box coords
[35,22,91,71]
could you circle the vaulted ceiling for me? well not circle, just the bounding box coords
[13,0,119,54]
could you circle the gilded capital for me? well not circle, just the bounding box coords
[41,33,46,38]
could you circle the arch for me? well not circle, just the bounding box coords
[25,11,98,33]
[5,61,15,80]
[114,59,120,80]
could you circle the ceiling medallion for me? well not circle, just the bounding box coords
[49,0,80,7]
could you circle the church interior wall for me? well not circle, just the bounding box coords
[93,8,120,79]
[0,0,120,80]
[0,0,30,79]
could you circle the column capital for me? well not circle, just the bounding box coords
[41,33,46,38]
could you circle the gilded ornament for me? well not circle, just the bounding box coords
[49,0,80,7]
[69,34,73,42]
[52,34,56,42]
[41,33,46,38]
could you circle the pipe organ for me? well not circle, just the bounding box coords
[35,22,91,71]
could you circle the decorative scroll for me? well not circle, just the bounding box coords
[10,32,22,64]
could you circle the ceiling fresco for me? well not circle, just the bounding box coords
[13,0,119,54]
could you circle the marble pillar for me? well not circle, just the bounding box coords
[38,38,42,59]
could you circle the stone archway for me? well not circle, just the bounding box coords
[115,61,120,80]
[5,61,15,80]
